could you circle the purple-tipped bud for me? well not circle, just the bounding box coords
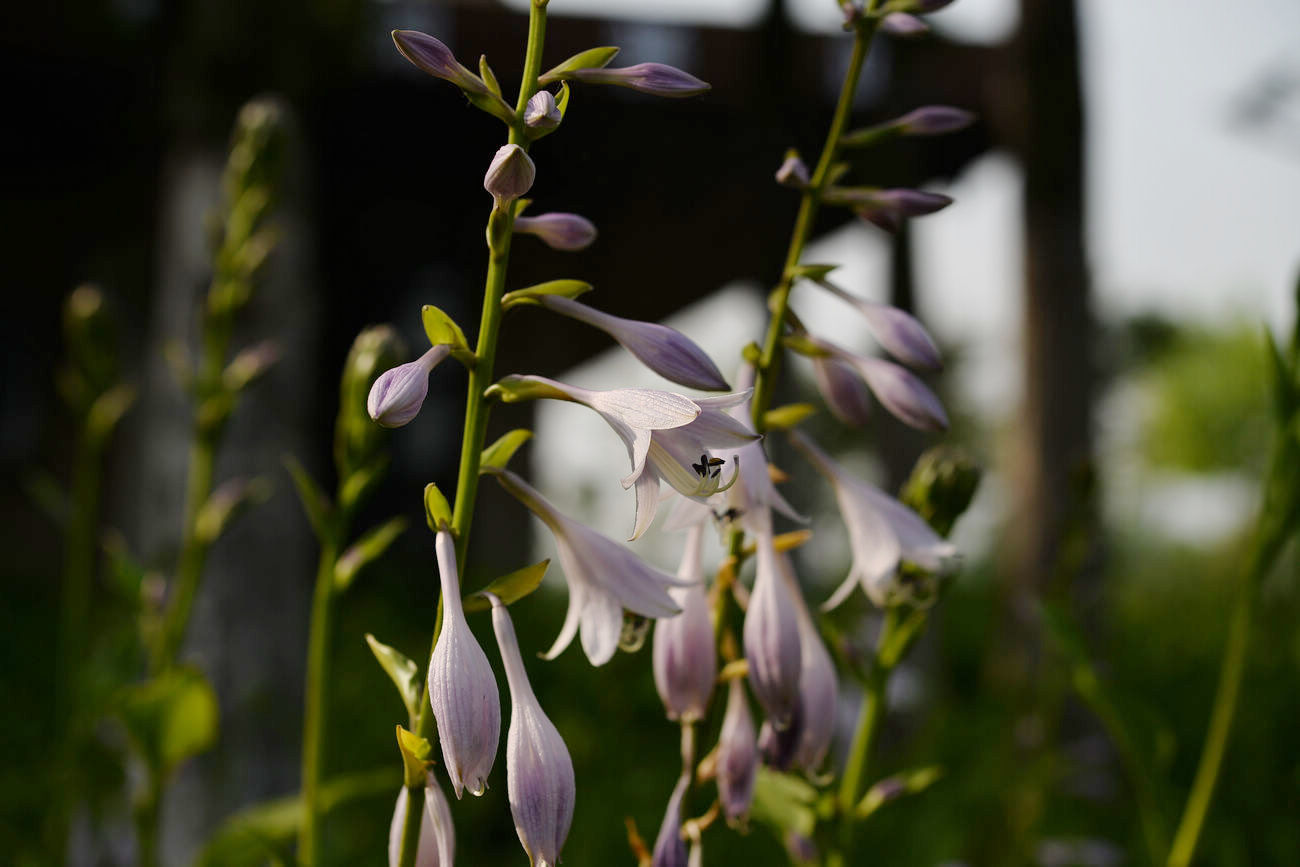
[895,105,976,136]
[367,345,450,428]
[570,63,710,98]
[524,91,562,131]
[872,189,953,218]
[539,296,729,391]
[515,213,597,252]
[743,533,802,728]
[484,144,536,208]
[489,594,575,867]
[651,775,689,867]
[854,355,949,431]
[881,12,930,37]
[813,357,873,426]
[652,526,716,722]
[428,532,501,798]
[775,154,810,188]
[392,30,488,95]
[387,774,456,867]
[717,678,758,824]
[812,279,942,370]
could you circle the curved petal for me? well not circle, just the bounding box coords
[629,471,662,540]
[578,588,624,666]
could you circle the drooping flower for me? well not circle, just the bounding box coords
[537,296,730,391]
[802,334,949,432]
[524,90,562,131]
[789,430,958,609]
[491,469,687,665]
[652,525,716,722]
[488,594,576,867]
[743,530,803,727]
[387,773,456,867]
[569,63,710,98]
[391,30,488,95]
[893,105,976,136]
[651,775,690,867]
[514,213,597,251]
[367,345,450,428]
[716,678,758,824]
[805,277,942,370]
[780,552,838,773]
[428,530,500,797]
[812,356,873,427]
[484,144,536,208]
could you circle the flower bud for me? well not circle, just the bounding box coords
[811,279,942,370]
[651,775,689,867]
[716,679,758,824]
[785,554,838,772]
[514,213,597,251]
[881,11,929,36]
[652,526,716,722]
[484,144,536,208]
[812,357,873,427]
[758,714,800,771]
[387,773,455,867]
[392,30,488,95]
[428,531,501,798]
[367,345,449,428]
[489,594,575,867]
[570,63,710,98]
[871,188,953,217]
[895,105,976,136]
[743,533,802,727]
[775,153,810,188]
[524,91,562,131]
[854,355,949,432]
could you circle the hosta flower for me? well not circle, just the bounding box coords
[489,594,575,867]
[812,356,873,427]
[651,775,689,867]
[743,530,802,727]
[514,213,597,251]
[484,144,536,208]
[806,277,942,371]
[391,30,488,95]
[492,469,687,665]
[894,105,976,136]
[524,90,562,131]
[803,334,948,432]
[713,382,805,533]
[652,525,716,721]
[781,552,838,773]
[569,63,710,98]
[367,345,450,428]
[790,430,958,609]
[428,531,500,797]
[387,773,455,867]
[716,678,758,824]
[881,11,929,37]
[537,296,729,391]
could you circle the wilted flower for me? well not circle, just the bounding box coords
[484,144,536,208]
[802,334,948,432]
[880,12,930,37]
[812,356,873,426]
[387,773,455,867]
[652,525,716,721]
[743,531,803,727]
[489,594,576,867]
[775,153,810,188]
[716,678,758,824]
[651,775,689,867]
[391,30,488,95]
[790,430,958,609]
[807,277,942,370]
[894,105,976,136]
[524,90,562,131]
[537,296,729,391]
[428,530,500,797]
[569,63,710,98]
[514,213,597,251]
[367,345,450,428]
[492,469,686,665]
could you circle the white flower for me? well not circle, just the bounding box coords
[387,773,455,867]
[652,525,717,721]
[491,469,689,665]
[790,430,957,609]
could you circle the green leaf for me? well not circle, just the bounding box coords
[86,383,136,445]
[485,375,572,404]
[195,476,273,546]
[555,81,571,119]
[479,54,502,98]
[423,483,453,533]
[501,279,594,311]
[339,454,391,515]
[463,560,550,614]
[781,334,832,358]
[538,46,620,84]
[366,634,423,725]
[480,429,533,472]
[102,530,148,603]
[335,517,409,592]
[855,766,943,819]
[396,726,434,787]
[421,305,470,356]
[1264,328,1297,422]
[116,667,219,776]
[763,403,817,431]
[750,767,817,836]
[284,456,334,541]
[792,263,839,282]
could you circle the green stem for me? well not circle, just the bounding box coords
[135,773,161,867]
[750,22,876,430]
[397,5,550,866]
[153,432,218,669]
[299,539,339,866]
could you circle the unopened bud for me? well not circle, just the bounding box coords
[387,774,456,867]
[651,775,689,867]
[775,153,810,188]
[716,679,758,824]
[524,91,562,131]
[367,345,450,428]
[813,357,873,427]
[514,213,597,252]
[392,30,488,95]
[570,63,710,98]
[895,105,976,136]
[652,526,716,722]
[881,11,929,36]
[484,144,536,209]
[743,534,802,727]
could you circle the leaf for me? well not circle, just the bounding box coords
[463,560,550,613]
[116,667,219,776]
[478,54,502,98]
[480,429,533,472]
[195,476,272,545]
[366,634,423,725]
[335,517,409,592]
[501,279,593,311]
[750,767,817,837]
[86,383,136,445]
[1263,328,1297,423]
[538,46,620,84]
[396,726,434,787]
[781,334,832,358]
[855,766,943,819]
[792,263,839,282]
[763,403,817,431]
[421,305,470,358]
[423,483,453,533]
[339,454,391,515]
[555,81,571,119]
[284,455,333,541]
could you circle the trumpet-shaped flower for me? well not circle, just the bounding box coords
[387,773,455,867]
[489,594,575,867]
[492,469,688,665]
[537,296,729,391]
[652,525,716,721]
[712,382,805,533]
[651,774,690,867]
[807,278,942,370]
[804,334,948,432]
[717,678,758,824]
[514,213,597,251]
[367,345,450,428]
[428,531,500,797]
[569,63,710,98]
[790,431,958,609]
[743,530,803,727]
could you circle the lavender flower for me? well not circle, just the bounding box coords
[716,678,758,824]
[514,213,597,251]
[538,296,729,391]
[492,469,687,665]
[651,775,689,867]
[743,530,803,727]
[812,357,873,426]
[775,153,810,188]
[524,91,562,131]
[484,144,536,208]
[781,552,838,772]
[367,345,450,428]
[428,531,500,797]
[652,525,716,722]
[391,30,488,95]
[569,63,710,98]
[807,277,942,370]
[803,334,949,432]
[880,12,930,37]
[387,773,455,867]
[713,382,805,533]
[790,430,958,609]
[489,594,576,867]
[895,105,976,136]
